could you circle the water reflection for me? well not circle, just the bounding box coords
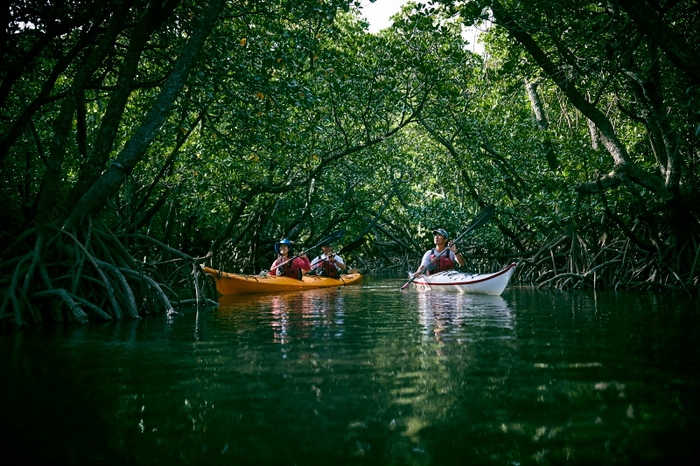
[2,285,698,465]
[415,290,514,346]
[379,290,520,451]
[218,289,348,347]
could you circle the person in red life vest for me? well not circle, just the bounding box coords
[413,228,466,276]
[310,240,347,278]
[269,238,311,279]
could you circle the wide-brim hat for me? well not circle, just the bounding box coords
[432,228,449,239]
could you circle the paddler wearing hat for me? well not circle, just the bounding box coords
[413,228,466,276]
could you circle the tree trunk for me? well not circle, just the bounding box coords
[525,80,558,170]
[490,0,663,195]
[67,0,178,207]
[615,0,700,86]
[64,0,227,232]
[525,81,548,130]
[35,4,130,235]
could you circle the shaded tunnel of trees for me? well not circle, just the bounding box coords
[1,0,699,327]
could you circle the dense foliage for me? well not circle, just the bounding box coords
[1,0,698,326]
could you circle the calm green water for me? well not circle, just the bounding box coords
[2,278,699,465]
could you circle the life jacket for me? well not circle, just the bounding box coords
[427,248,455,274]
[319,255,340,278]
[275,257,302,279]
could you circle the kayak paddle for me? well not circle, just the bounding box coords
[400,204,496,290]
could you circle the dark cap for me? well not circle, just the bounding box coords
[432,228,449,239]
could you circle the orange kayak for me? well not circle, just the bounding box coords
[202,267,363,295]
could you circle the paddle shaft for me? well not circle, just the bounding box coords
[400,204,495,290]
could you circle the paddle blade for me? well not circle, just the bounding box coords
[466,204,495,232]
[339,235,366,254]
[319,229,346,246]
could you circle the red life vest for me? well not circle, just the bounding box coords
[428,248,455,273]
[275,257,303,279]
[320,256,340,278]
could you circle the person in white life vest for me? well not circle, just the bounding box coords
[310,240,347,278]
[413,228,465,276]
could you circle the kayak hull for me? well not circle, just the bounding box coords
[412,263,516,296]
[203,267,363,295]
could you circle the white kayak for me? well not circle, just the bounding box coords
[411,263,516,296]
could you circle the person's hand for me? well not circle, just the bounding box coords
[328,255,335,263]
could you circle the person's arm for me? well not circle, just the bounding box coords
[448,243,466,266]
[297,254,312,273]
[413,251,432,276]
[331,254,347,271]
[269,259,279,276]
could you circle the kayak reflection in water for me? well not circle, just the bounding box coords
[269,238,311,279]
[310,240,347,278]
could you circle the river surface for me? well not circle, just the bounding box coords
[2,277,699,465]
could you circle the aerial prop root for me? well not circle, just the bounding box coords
[519,227,695,290]
[0,223,190,326]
